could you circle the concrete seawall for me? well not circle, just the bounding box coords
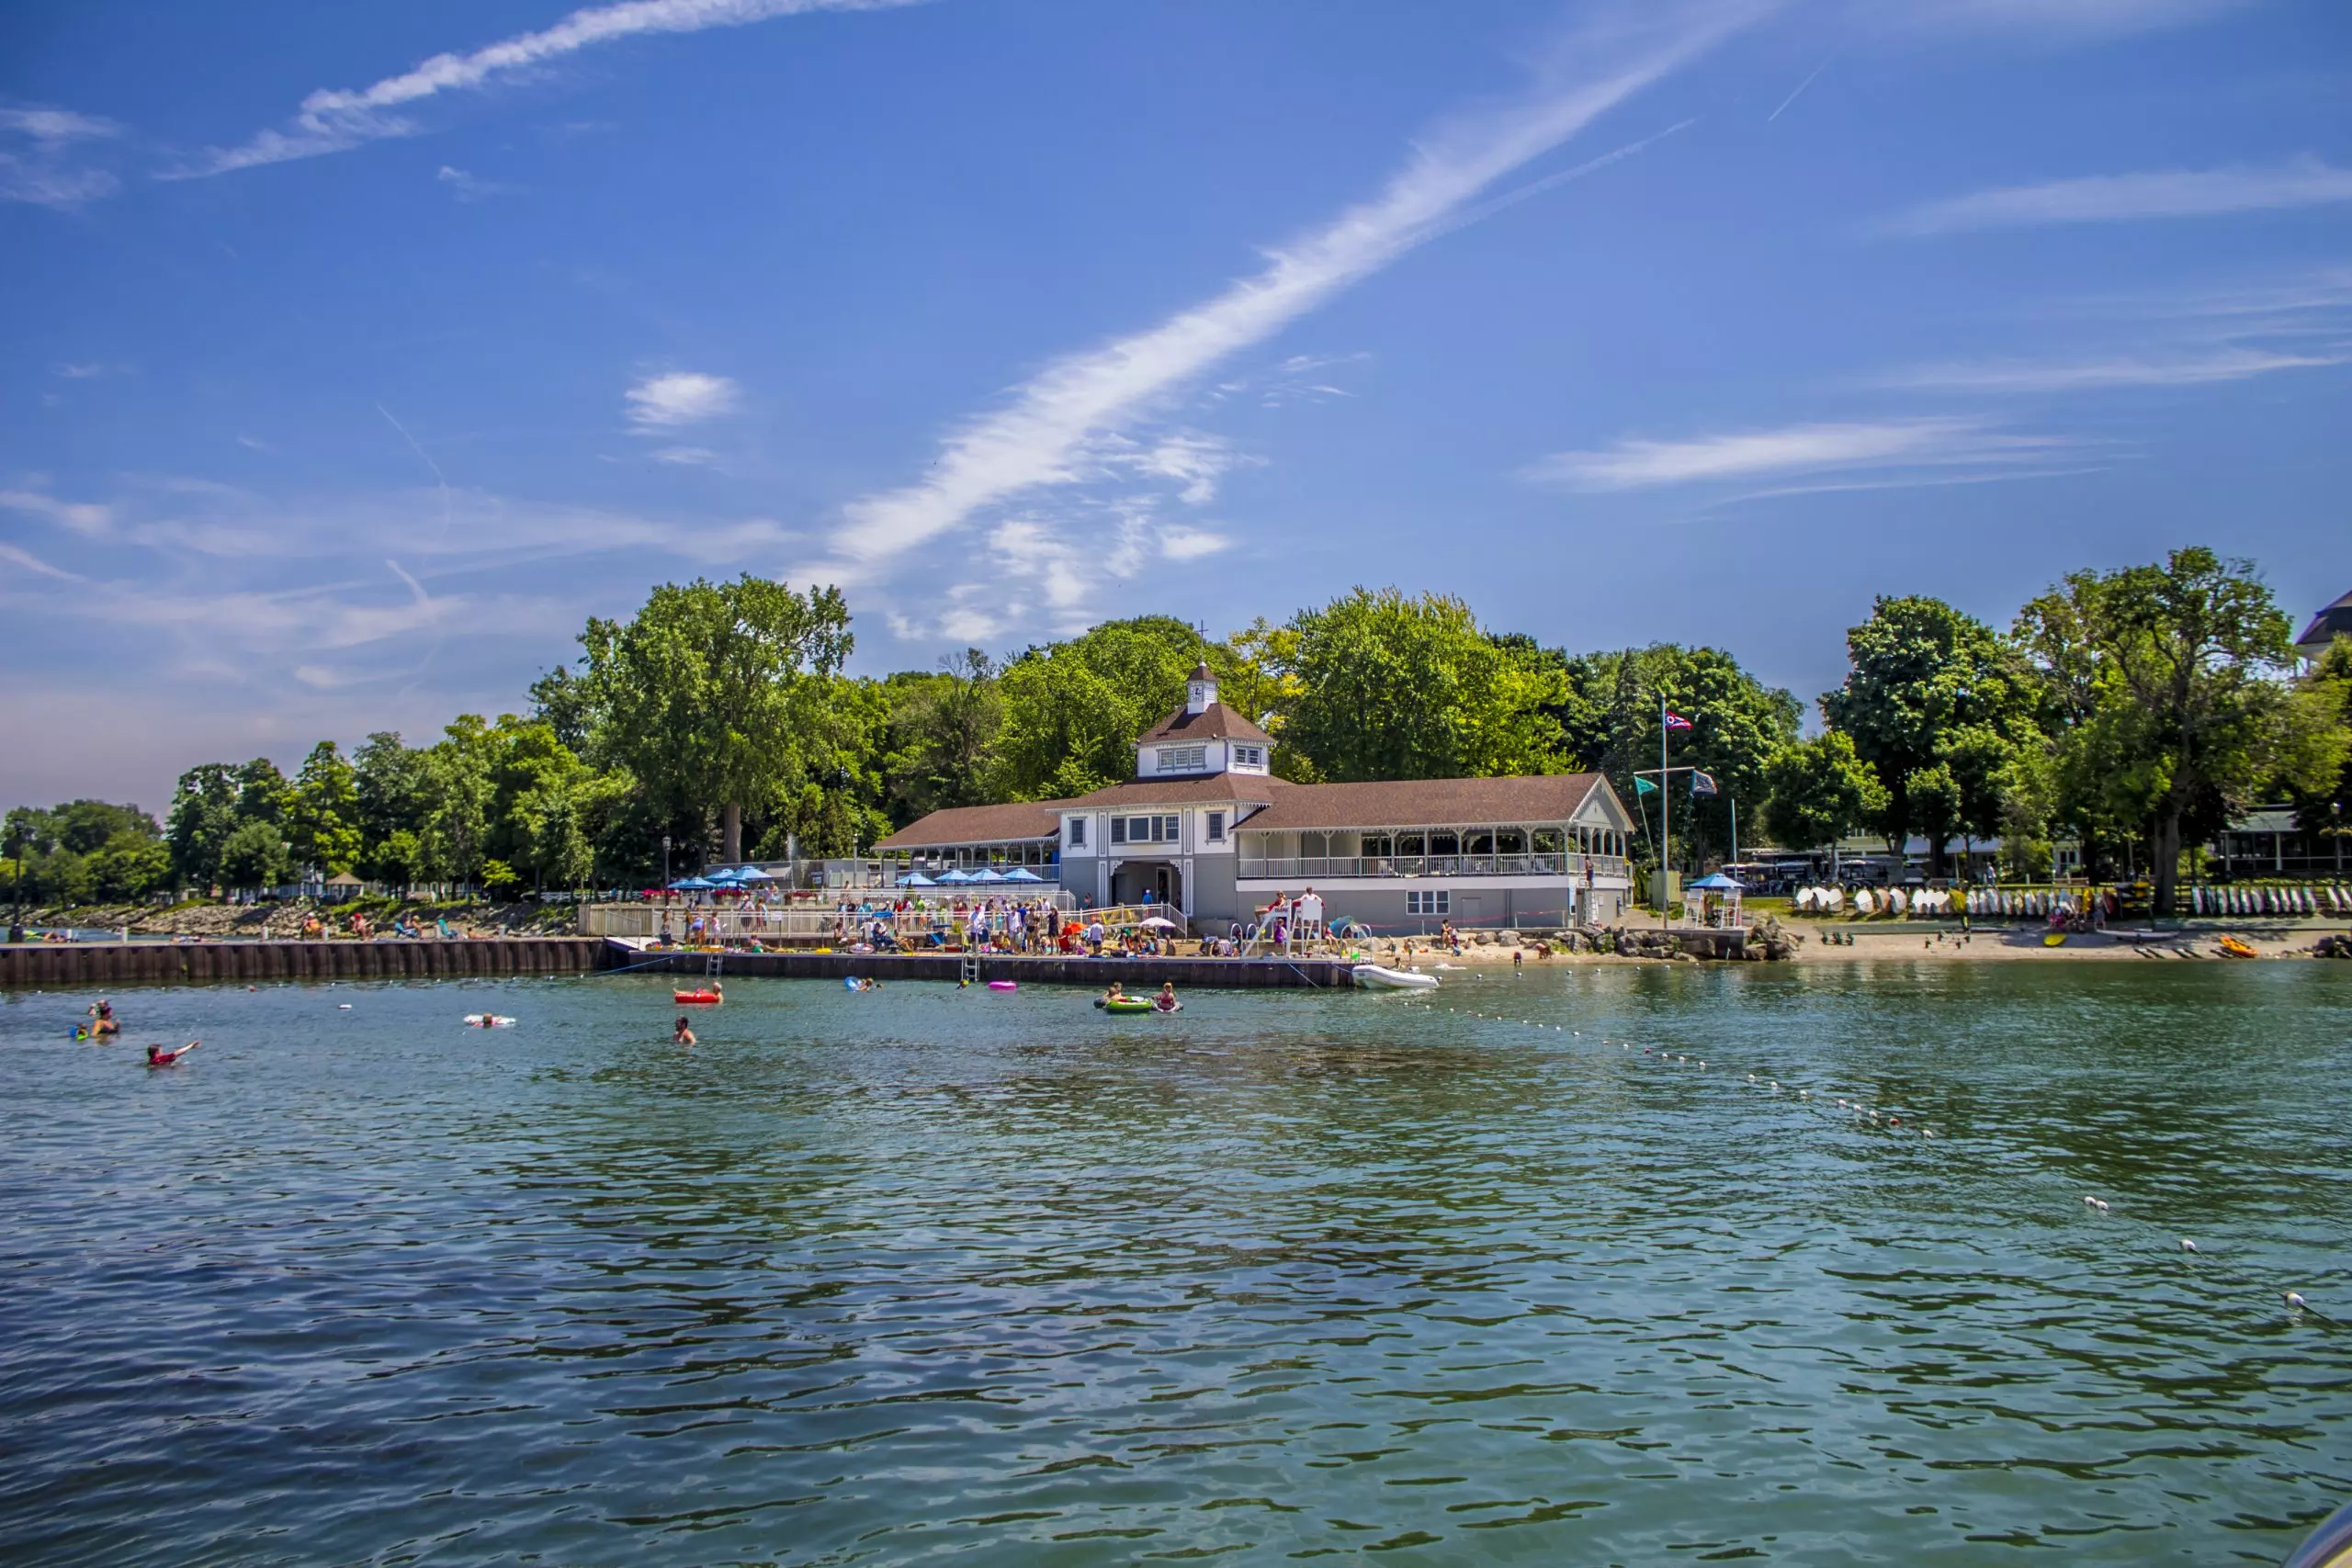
[619,950,1357,989]
[0,940,1355,991]
[0,938,607,989]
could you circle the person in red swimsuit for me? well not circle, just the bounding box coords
[146,1042,199,1067]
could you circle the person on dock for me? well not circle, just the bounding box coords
[673,1016,695,1045]
[145,1042,198,1067]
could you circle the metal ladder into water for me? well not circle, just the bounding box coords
[958,954,979,986]
[705,952,723,978]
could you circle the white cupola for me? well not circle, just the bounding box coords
[1185,662,1216,716]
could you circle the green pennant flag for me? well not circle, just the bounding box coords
[1634,776,1658,795]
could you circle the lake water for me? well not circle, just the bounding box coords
[3,963,2348,1565]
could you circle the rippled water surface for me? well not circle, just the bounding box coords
[4,963,2349,1565]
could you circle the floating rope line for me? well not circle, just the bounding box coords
[1428,998,2332,1325]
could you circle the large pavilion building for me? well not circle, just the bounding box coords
[872,665,1637,934]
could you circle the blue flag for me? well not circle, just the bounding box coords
[1690,771,1718,796]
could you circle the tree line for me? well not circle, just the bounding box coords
[6,547,2345,917]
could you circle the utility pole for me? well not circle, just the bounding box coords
[662,834,672,888]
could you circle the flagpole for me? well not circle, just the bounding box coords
[1658,694,1669,931]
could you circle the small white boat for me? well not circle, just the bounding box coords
[1352,964,1440,990]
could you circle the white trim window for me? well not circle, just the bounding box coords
[1204,810,1227,843]
[1158,744,1206,773]
[1232,745,1263,768]
[1407,890,1451,916]
[1067,818,1087,848]
[1113,814,1181,845]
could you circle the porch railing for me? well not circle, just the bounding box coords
[1234,852,1629,882]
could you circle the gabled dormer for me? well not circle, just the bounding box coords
[1133,663,1274,779]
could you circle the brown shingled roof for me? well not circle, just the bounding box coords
[1239,773,1608,830]
[872,799,1069,852]
[1134,700,1272,746]
[2298,590,2352,653]
[1067,774,1291,807]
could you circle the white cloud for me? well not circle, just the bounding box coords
[179,0,922,176]
[1159,526,1231,561]
[1528,417,2069,490]
[1886,158,2352,236]
[650,446,716,466]
[52,362,110,379]
[625,371,739,428]
[0,542,85,581]
[0,103,123,207]
[0,487,113,535]
[435,164,515,201]
[1881,346,2349,392]
[810,2,1765,584]
[0,107,122,142]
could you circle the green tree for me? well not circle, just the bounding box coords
[992,615,1225,799]
[288,741,362,875]
[420,716,499,891]
[1822,596,2041,874]
[878,650,1004,825]
[89,830,172,901]
[373,829,424,894]
[353,732,431,886]
[1555,643,1802,868]
[218,819,290,893]
[574,576,854,864]
[2290,637,2352,851]
[233,758,292,826]
[2014,548,2334,913]
[166,763,243,889]
[1760,731,1889,852]
[1280,590,1567,784]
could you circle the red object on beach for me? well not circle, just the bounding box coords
[673,989,722,1005]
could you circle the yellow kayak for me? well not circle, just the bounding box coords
[2217,935,2256,959]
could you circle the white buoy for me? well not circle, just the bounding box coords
[2284,1291,2307,1311]
[1747,1073,1758,1083]
[2179,1238,2198,1254]
[2082,1195,2099,1208]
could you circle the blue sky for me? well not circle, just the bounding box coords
[4,0,2347,813]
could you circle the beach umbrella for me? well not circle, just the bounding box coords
[899,872,937,887]
[729,866,775,883]
[1688,872,1745,891]
[1001,867,1045,883]
[669,876,718,890]
[1139,916,1179,930]
[935,868,974,884]
[969,867,1006,883]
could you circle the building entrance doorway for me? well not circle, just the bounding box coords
[1112,861,1182,910]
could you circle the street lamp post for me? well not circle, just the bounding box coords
[662,834,673,889]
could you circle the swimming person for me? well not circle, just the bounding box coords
[1156,981,1178,1011]
[1102,981,1126,1005]
[673,1016,696,1045]
[145,1042,198,1067]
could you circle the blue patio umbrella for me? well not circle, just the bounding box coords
[669,876,718,890]
[935,868,974,884]
[1001,867,1045,883]
[969,867,1006,883]
[1687,872,1745,891]
[898,872,937,887]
